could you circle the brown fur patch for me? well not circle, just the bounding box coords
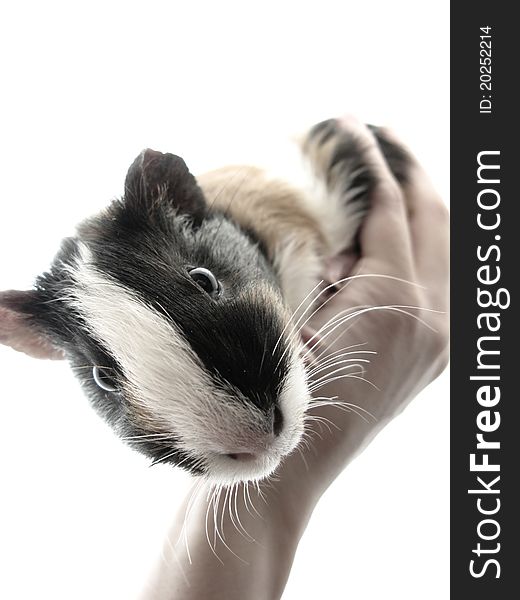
[198,166,327,261]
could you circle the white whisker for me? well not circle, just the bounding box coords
[309,372,380,392]
[272,279,324,355]
[308,358,371,379]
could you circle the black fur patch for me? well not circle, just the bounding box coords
[307,118,376,203]
[308,118,411,190]
[367,124,410,184]
[81,210,290,412]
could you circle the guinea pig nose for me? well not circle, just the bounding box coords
[273,406,284,436]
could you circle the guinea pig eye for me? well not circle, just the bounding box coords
[188,267,221,297]
[92,366,118,392]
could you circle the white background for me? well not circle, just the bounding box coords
[0,2,449,599]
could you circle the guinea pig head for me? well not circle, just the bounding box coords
[0,150,310,484]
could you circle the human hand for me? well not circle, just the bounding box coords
[286,117,450,499]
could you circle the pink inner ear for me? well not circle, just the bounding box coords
[0,306,65,360]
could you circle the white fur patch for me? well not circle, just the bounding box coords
[66,243,309,484]
[273,235,323,315]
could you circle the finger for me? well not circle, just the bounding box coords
[338,117,414,274]
[407,168,449,290]
[378,127,449,293]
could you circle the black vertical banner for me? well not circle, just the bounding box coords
[451,2,518,598]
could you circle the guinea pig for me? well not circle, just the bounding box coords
[0,118,409,485]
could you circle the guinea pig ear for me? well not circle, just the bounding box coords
[0,290,65,360]
[124,149,206,219]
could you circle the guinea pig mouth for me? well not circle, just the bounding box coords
[203,418,305,484]
[226,452,257,462]
[205,448,285,485]
[216,432,281,463]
